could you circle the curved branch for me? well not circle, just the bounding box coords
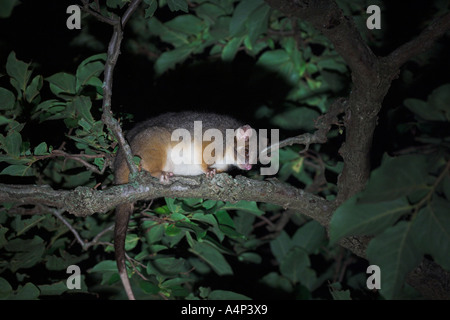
[89,0,143,177]
[0,174,332,226]
[384,11,450,71]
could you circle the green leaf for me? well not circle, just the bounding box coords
[165,199,181,213]
[25,75,43,103]
[404,98,446,122]
[139,281,160,294]
[0,115,13,126]
[0,164,35,177]
[195,3,227,26]
[125,233,140,251]
[428,83,450,120]
[0,154,31,165]
[270,230,292,264]
[260,272,293,293]
[106,0,127,9]
[291,220,326,254]
[144,0,158,18]
[6,51,32,92]
[149,257,187,276]
[46,252,89,271]
[76,60,104,92]
[155,46,193,75]
[12,215,45,236]
[359,154,430,203]
[257,49,302,86]
[147,18,189,47]
[221,200,264,216]
[46,72,76,97]
[367,221,422,299]
[189,241,233,276]
[329,282,351,300]
[271,107,320,131]
[238,252,262,264]
[234,211,255,236]
[34,142,48,156]
[5,130,22,157]
[0,0,19,18]
[0,226,8,249]
[247,3,270,47]
[214,210,234,227]
[35,99,65,112]
[90,260,118,273]
[165,15,204,35]
[0,87,15,110]
[411,196,450,270]
[167,0,188,13]
[6,237,45,272]
[11,283,40,300]
[221,37,243,62]
[208,290,251,300]
[72,95,94,125]
[38,281,70,296]
[279,247,310,284]
[229,0,264,36]
[316,56,348,73]
[192,212,219,228]
[0,277,13,299]
[329,197,410,244]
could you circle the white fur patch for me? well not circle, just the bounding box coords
[164,145,205,176]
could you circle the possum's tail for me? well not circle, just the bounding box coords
[115,202,136,300]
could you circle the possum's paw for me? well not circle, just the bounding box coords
[205,168,216,178]
[159,171,174,183]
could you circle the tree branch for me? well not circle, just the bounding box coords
[0,174,333,226]
[85,0,143,177]
[80,0,119,26]
[262,97,346,154]
[384,11,450,71]
[264,0,450,299]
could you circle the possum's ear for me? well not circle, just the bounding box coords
[236,125,252,140]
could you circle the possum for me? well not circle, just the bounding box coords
[113,111,253,299]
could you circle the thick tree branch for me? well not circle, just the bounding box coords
[265,0,450,299]
[265,0,383,202]
[0,174,332,226]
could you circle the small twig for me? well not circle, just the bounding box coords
[262,98,346,155]
[51,207,114,250]
[51,208,86,249]
[80,0,119,26]
[29,149,107,175]
[125,253,149,281]
[384,11,450,71]
[255,214,277,230]
[304,151,328,194]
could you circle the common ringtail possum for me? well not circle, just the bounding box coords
[114,111,253,299]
